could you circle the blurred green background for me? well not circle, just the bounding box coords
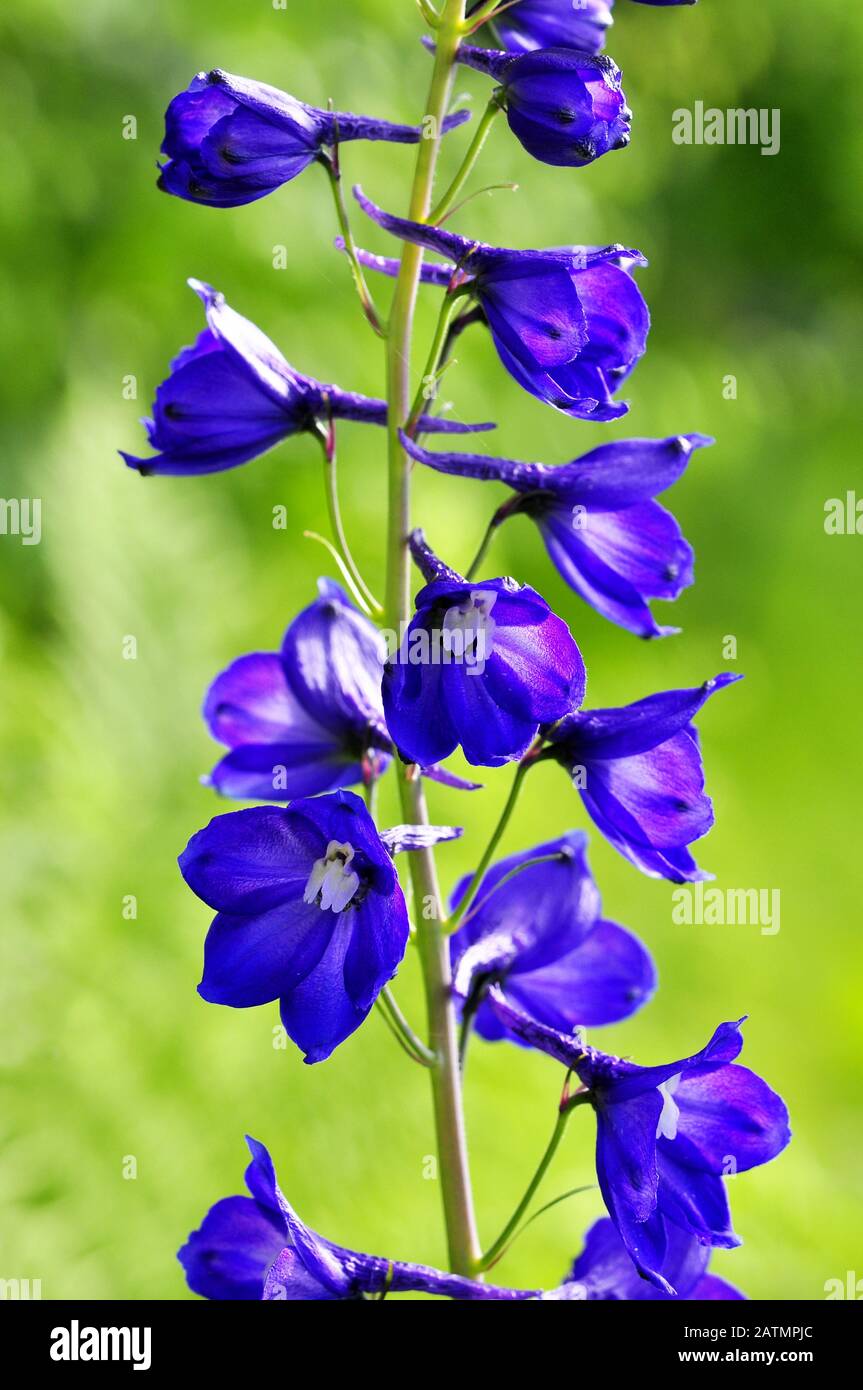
[1,0,861,1301]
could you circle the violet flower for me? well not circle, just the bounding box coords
[179,790,413,1063]
[120,280,493,478]
[381,530,585,767]
[477,1,696,58]
[354,186,648,420]
[455,43,631,167]
[400,432,712,638]
[204,580,391,802]
[180,1137,543,1300]
[566,1217,744,1301]
[159,69,470,208]
[450,831,656,1039]
[489,996,791,1293]
[543,674,742,881]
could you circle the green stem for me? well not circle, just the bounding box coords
[416,0,441,25]
[378,986,436,1066]
[465,499,523,580]
[466,0,507,27]
[321,155,385,338]
[464,517,498,580]
[399,771,482,1272]
[317,425,382,614]
[302,530,374,616]
[385,0,483,1281]
[447,748,537,934]
[384,3,466,629]
[406,288,470,433]
[479,1095,590,1271]
[430,96,504,224]
[466,0,522,35]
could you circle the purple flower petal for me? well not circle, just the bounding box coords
[383,552,584,767]
[383,643,460,767]
[205,651,323,750]
[567,1216,714,1301]
[178,1195,286,1300]
[489,0,615,56]
[198,901,336,1009]
[181,793,409,1061]
[442,659,540,765]
[656,1146,741,1250]
[506,919,657,1030]
[583,729,715,852]
[451,832,600,990]
[180,805,323,915]
[281,580,387,741]
[556,673,742,759]
[160,71,470,209]
[262,1246,347,1300]
[674,1063,792,1174]
[481,259,589,369]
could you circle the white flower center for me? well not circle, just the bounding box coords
[656,1072,682,1141]
[303,840,361,913]
[443,590,496,661]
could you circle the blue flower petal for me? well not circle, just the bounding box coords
[567,1216,712,1301]
[506,919,657,1029]
[178,1195,285,1300]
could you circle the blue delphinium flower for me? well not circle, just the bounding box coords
[478,1,697,58]
[474,1,615,55]
[543,674,742,881]
[120,280,494,477]
[400,432,712,637]
[455,44,631,167]
[354,186,648,421]
[381,530,586,767]
[180,1136,544,1300]
[489,996,790,1294]
[159,69,470,208]
[565,1217,744,1301]
[204,580,391,801]
[450,831,656,1038]
[179,790,412,1063]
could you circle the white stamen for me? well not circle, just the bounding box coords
[443,590,497,663]
[656,1072,682,1141]
[303,840,361,913]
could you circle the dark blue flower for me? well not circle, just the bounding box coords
[120,280,494,478]
[455,44,631,167]
[475,1,615,55]
[381,530,586,767]
[178,1138,287,1300]
[543,674,742,881]
[159,69,470,208]
[400,432,712,637]
[488,998,791,1293]
[204,580,391,802]
[180,1136,545,1300]
[476,1,697,58]
[450,831,656,1038]
[178,790,411,1063]
[354,186,648,421]
[565,1217,744,1300]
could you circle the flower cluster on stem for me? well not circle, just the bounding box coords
[121,0,790,1301]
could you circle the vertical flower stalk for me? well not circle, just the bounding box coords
[132,0,791,1303]
[383,0,482,1277]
